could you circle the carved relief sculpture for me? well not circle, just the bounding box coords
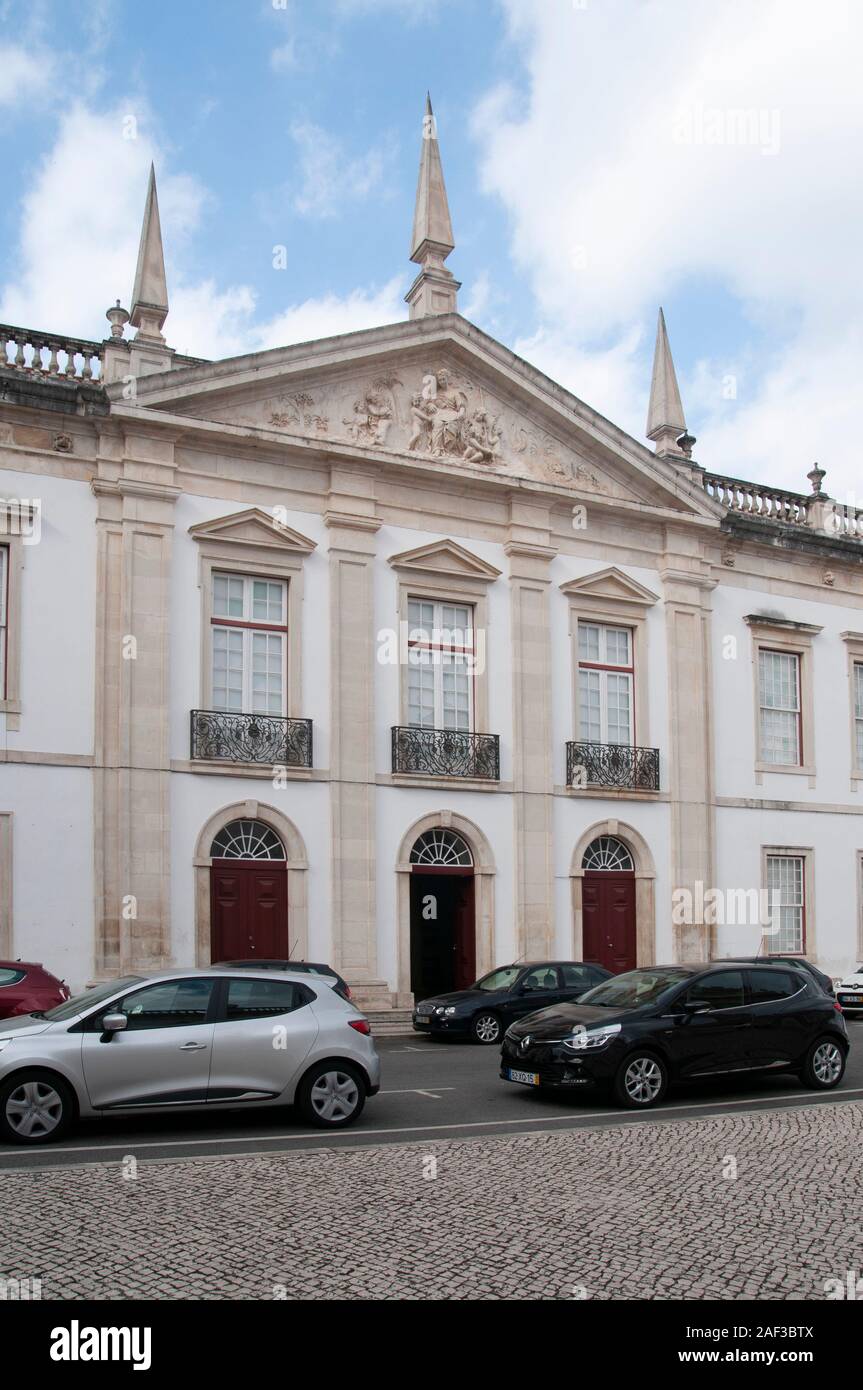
[269,391,328,435]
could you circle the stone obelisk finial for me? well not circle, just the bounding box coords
[646,308,694,459]
[130,163,169,343]
[405,94,460,319]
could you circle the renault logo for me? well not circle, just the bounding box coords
[519,1035,531,1053]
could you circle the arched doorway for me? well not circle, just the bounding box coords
[209,818,288,962]
[571,822,656,972]
[408,828,476,999]
[580,835,636,973]
[194,803,309,966]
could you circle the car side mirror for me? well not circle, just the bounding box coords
[100,1012,128,1042]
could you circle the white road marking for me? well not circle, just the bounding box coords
[381,1087,454,1096]
[1,1087,861,1167]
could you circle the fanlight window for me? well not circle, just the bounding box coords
[582,836,634,871]
[410,829,473,868]
[211,819,286,861]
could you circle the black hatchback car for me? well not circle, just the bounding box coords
[500,962,849,1108]
[413,961,612,1045]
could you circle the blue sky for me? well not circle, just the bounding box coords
[1,0,861,502]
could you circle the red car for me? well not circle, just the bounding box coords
[0,961,70,1019]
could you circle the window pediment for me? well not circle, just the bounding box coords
[189,508,316,555]
[560,566,659,609]
[387,538,501,583]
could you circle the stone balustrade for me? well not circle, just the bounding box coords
[0,324,103,381]
[702,472,809,524]
[703,469,863,541]
[829,503,863,540]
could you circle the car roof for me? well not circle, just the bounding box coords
[212,960,338,973]
[501,960,604,969]
[103,967,335,986]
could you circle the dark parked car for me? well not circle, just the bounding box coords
[413,961,613,1045]
[501,962,849,1108]
[0,961,70,1020]
[214,960,352,1002]
[732,956,835,996]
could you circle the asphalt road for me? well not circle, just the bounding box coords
[2,1017,862,1171]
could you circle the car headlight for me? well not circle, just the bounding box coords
[563,1023,621,1051]
[435,1006,457,1016]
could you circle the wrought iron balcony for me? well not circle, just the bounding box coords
[190,710,313,767]
[392,725,500,780]
[566,740,660,792]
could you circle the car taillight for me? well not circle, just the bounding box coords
[835,1001,844,1012]
[349,1019,371,1035]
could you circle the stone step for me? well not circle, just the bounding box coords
[362,1007,416,1037]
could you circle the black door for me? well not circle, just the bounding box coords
[669,970,752,1078]
[746,968,811,1067]
[409,872,476,999]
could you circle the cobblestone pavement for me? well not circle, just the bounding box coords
[4,1101,861,1300]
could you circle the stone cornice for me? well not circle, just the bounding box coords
[323,510,381,532]
[743,614,824,635]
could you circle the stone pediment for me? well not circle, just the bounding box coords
[388,538,501,582]
[559,567,659,607]
[189,508,317,554]
[124,317,721,519]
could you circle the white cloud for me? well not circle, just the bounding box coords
[270,40,297,72]
[473,0,863,493]
[288,120,392,218]
[0,103,207,337]
[170,277,406,360]
[0,101,406,363]
[0,43,53,104]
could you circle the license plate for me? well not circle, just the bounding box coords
[840,997,860,1006]
[507,1068,540,1086]
[416,1015,431,1024]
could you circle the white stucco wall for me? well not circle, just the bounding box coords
[3,765,93,990]
[2,471,96,756]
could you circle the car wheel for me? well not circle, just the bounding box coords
[297,1062,366,1128]
[471,1012,502,1045]
[0,1071,75,1145]
[613,1052,668,1109]
[801,1037,846,1090]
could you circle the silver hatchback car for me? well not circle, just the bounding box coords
[0,968,380,1144]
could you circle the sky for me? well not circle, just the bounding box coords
[0,0,861,504]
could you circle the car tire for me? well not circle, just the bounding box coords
[470,1012,503,1045]
[613,1051,668,1109]
[296,1061,366,1128]
[0,1070,76,1145]
[800,1037,846,1090]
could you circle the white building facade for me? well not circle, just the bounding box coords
[1,109,862,1010]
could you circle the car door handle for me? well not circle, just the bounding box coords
[179,1042,207,1051]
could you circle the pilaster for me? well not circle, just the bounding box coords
[507,498,557,959]
[92,427,177,976]
[326,471,381,987]
[661,537,717,961]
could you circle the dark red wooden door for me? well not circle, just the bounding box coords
[452,877,476,990]
[210,860,288,961]
[582,870,636,973]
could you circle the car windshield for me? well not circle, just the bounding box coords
[40,976,144,1021]
[578,968,692,1009]
[472,966,522,992]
